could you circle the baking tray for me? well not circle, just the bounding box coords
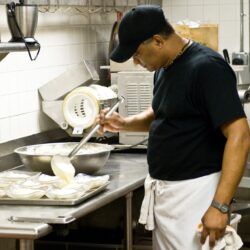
[0,182,109,206]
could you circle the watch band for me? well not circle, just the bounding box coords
[211,200,230,214]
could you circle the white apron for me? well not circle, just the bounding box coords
[139,172,221,250]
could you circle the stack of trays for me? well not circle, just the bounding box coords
[0,170,110,205]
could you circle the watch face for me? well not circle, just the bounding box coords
[221,205,229,213]
[211,200,230,213]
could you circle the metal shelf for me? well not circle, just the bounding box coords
[0,42,40,61]
[0,42,39,52]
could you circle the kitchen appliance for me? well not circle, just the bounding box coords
[62,85,117,132]
[110,59,154,145]
[40,60,118,137]
[46,84,117,136]
[6,0,40,60]
[118,71,153,145]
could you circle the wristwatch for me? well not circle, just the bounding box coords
[211,200,230,214]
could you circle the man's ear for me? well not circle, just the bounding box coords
[152,35,165,48]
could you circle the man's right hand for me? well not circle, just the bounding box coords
[96,108,126,135]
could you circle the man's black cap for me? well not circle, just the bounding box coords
[110,5,167,63]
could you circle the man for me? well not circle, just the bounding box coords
[97,5,250,250]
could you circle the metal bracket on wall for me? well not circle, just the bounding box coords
[0,42,40,62]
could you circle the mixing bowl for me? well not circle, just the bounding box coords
[15,142,114,175]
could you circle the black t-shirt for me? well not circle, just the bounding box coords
[147,42,246,181]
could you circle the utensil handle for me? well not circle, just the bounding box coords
[69,97,124,159]
[223,49,230,64]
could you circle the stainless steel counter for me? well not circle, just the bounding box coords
[0,153,148,250]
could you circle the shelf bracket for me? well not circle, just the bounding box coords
[0,42,40,62]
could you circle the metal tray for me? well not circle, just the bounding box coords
[0,182,109,206]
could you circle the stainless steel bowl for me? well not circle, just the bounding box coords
[15,142,114,175]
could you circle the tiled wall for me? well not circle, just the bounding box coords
[162,0,249,53]
[0,6,116,143]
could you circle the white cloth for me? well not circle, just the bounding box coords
[138,174,156,230]
[199,225,243,250]
[139,172,221,250]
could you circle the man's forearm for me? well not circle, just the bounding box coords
[122,107,155,132]
[213,132,250,205]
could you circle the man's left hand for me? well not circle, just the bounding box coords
[200,206,229,247]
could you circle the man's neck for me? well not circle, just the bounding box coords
[164,34,190,68]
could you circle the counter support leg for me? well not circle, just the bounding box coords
[125,191,133,250]
[19,239,34,250]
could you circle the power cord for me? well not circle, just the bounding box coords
[112,138,148,151]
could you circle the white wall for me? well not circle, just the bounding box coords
[0,6,116,143]
[162,0,249,53]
